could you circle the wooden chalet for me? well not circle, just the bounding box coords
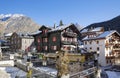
[32,24,80,53]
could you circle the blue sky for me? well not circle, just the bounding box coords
[0,0,120,27]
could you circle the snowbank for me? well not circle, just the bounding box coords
[106,71,120,78]
[36,67,57,77]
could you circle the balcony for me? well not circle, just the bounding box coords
[71,41,78,45]
[63,32,77,38]
[113,48,120,51]
[42,33,48,37]
[61,41,78,45]
[61,41,71,45]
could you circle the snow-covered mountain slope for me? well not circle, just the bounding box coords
[0,14,40,37]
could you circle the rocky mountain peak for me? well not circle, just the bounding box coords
[0,14,40,37]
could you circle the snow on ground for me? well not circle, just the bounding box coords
[0,67,27,78]
[36,67,57,76]
[106,71,120,78]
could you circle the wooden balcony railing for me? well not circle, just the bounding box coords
[61,41,78,45]
[70,67,97,78]
[63,32,77,37]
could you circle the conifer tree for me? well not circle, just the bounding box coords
[59,20,63,26]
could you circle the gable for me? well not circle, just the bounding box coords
[82,30,120,41]
[39,25,51,31]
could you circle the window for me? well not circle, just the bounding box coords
[43,29,48,34]
[67,47,71,50]
[37,46,40,50]
[43,38,48,42]
[51,46,57,50]
[52,36,56,42]
[89,41,92,44]
[45,29,48,33]
[25,40,26,43]
[84,41,87,45]
[106,47,108,51]
[96,41,99,44]
[106,59,109,64]
[97,47,99,51]
[44,46,48,50]
[90,47,92,50]
[37,38,40,43]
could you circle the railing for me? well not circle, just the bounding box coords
[70,67,97,78]
[113,48,120,50]
[61,41,78,45]
[71,41,78,45]
[0,46,9,48]
[63,32,77,37]
[61,41,72,45]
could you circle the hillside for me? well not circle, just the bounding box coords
[82,15,120,33]
[0,14,40,37]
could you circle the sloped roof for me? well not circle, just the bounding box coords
[39,25,51,30]
[97,30,117,38]
[49,23,73,32]
[91,27,103,32]
[30,31,42,35]
[4,33,13,37]
[83,30,119,41]
[31,23,81,37]
[11,32,34,39]
[81,29,88,33]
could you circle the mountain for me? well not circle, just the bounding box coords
[0,14,40,37]
[81,15,120,33]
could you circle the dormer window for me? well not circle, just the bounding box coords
[43,29,48,34]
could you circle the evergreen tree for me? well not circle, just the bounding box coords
[59,20,63,26]
[54,23,56,28]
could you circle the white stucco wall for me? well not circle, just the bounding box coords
[83,39,107,66]
[21,38,34,52]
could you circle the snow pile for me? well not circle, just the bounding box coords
[106,71,120,78]
[36,67,57,77]
[0,70,10,78]
[0,67,27,78]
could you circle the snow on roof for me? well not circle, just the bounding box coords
[97,30,116,38]
[82,30,117,41]
[106,71,120,78]
[81,29,88,33]
[91,27,103,32]
[49,24,73,32]
[30,31,42,35]
[4,33,13,37]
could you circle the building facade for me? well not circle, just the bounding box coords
[82,30,120,66]
[10,32,34,52]
[32,24,80,53]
